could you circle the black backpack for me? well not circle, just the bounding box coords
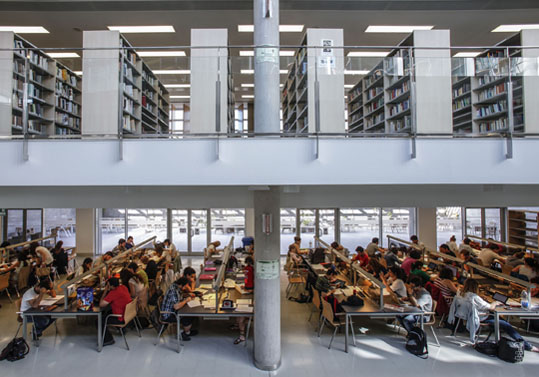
[498,337,525,363]
[311,248,325,264]
[0,337,30,362]
[405,327,428,358]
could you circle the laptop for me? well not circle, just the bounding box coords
[492,292,509,305]
[427,262,437,270]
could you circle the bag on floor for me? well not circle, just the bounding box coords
[498,337,524,363]
[289,293,310,303]
[0,337,30,362]
[405,327,428,359]
[475,340,498,357]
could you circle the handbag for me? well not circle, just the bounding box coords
[498,337,525,363]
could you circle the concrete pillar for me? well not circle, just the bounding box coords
[245,208,255,237]
[76,208,97,258]
[417,207,437,250]
[254,0,280,134]
[253,187,281,370]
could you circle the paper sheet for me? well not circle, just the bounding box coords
[187,299,201,308]
[199,284,213,289]
[236,299,252,305]
[236,305,253,313]
[40,296,63,306]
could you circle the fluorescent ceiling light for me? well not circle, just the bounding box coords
[365,25,434,33]
[347,51,390,57]
[492,24,539,32]
[0,26,49,34]
[453,52,481,58]
[242,69,287,74]
[47,52,80,58]
[344,70,370,75]
[170,95,190,99]
[239,50,295,57]
[238,25,304,33]
[344,84,354,89]
[241,83,254,87]
[107,25,175,33]
[137,50,185,57]
[74,71,83,76]
[164,84,190,88]
[242,95,255,99]
[153,70,190,75]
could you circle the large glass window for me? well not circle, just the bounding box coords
[210,209,245,248]
[44,209,76,246]
[171,210,188,252]
[191,210,208,252]
[26,210,42,241]
[100,209,125,253]
[436,207,462,246]
[6,209,23,244]
[319,209,335,241]
[126,209,167,245]
[465,208,482,237]
[484,208,501,240]
[280,208,296,254]
[381,208,414,247]
[299,209,316,248]
[340,208,380,252]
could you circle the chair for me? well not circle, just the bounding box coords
[14,297,42,346]
[448,296,488,343]
[318,299,353,350]
[17,266,31,296]
[308,289,322,326]
[154,296,183,353]
[424,300,440,347]
[286,262,306,299]
[102,298,140,350]
[0,272,13,302]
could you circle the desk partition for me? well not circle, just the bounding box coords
[213,237,234,310]
[466,261,536,299]
[465,234,539,254]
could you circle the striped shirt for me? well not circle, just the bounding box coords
[433,277,455,303]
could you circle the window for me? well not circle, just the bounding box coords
[210,209,245,248]
[299,209,316,248]
[191,209,208,252]
[44,209,76,246]
[5,209,23,244]
[484,208,501,240]
[340,208,380,252]
[381,208,415,247]
[436,207,462,246]
[170,104,184,132]
[126,209,167,245]
[465,208,482,237]
[100,209,125,253]
[26,210,42,240]
[171,209,188,252]
[280,208,296,254]
[318,209,336,242]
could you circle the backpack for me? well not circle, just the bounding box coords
[405,327,428,358]
[343,295,364,307]
[311,248,325,264]
[475,340,498,357]
[498,337,525,363]
[0,337,30,362]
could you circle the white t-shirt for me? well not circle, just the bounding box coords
[478,248,500,267]
[447,241,459,254]
[20,288,39,312]
[36,246,53,265]
[518,265,537,280]
[390,279,407,298]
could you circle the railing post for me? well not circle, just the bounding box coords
[506,47,514,159]
[118,45,125,161]
[22,47,29,161]
[409,47,417,159]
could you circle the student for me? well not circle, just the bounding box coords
[75,257,93,278]
[182,267,197,297]
[433,267,458,304]
[163,239,180,266]
[99,277,132,346]
[160,277,198,341]
[315,269,339,295]
[512,257,537,281]
[126,236,134,250]
[478,243,505,267]
[112,238,127,255]
[409,261,431,286]
[205,241,222,259]
[20,279,56,339]
[286,244,303,272]
[128,262,148,287]
[120,268,145,299]
[330,241,347,256]
[439,243,456,258]
[459,237,478,257]
[460,278,538,353]
[397,276,432,333]
[447,235,459,255]
[352,246,369,268]
[401,249,421,276]
[381,266,407,298]
[289,236,302,254]
[145,258,159,281]
[243,256,254,290]
[96,251,114,266]
[52,241,68,275]
[366,257,388,279]
[365,237,382,257]
[506,251,525,268]
[410,235,425,251]
[30,242,53,266]
[384,246,401,268]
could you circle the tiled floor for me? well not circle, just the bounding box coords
[0,260,538,376]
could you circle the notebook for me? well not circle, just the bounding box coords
[199,274,215,280]
[205,267,217,272]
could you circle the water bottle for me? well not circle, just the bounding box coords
[521,290,529,310]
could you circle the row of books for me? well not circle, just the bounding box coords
[28,83,48,100]
[55,96,80,115]
[55,125,78,135]
[122,115,137,132]
[143,90,155,101]
[475,100,507,118]
[388,115,412,132]
[349,102,362,114]
[142,70,155,86]
[28,120,43,133]
[388,99,410,117]
[28,102,47,117]
[124,64,138,83]
[123,83,140,98]
[453,82,471,98]
[366,86,383,101]
[478,118,508,132]
[55,82,77,101]
[477,82,506,101]
[12,78,24,92]
[453,97,471,112]
[478,75,505,87]
[56,67,78,87]
[123,98,137,114]
[55,112,80,128]
[28,50,49,70]
[29,69,47,84]
[12,114,22,128]
[13,60,24,75]
[365,112,385,129]
[388,80,410,100]
[365,97,384,115]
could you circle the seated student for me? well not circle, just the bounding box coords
[351,246,369,268]
[433,267,458,304]
[127,262,148,287]
[20,279,56,339]
[125,236,135,250]
[99,277,132,346]
[401,249,421,276]
[365,237,383,257]
[182,267,197,297]
[163,239,180,266]
[112,238,127,255]
[289,236,302,255]
[439,243,456,258]
[160,277,198,341]
[506,251,525,268]
[366,257,388,279]
[243,256,254,291]
[287,244,303,267]
[96,251,114,266]
[409,261,431,286]
[459,249,479,274]
[397,276,433,333]
[330,241,347,256]
[120,268,144,300]
[30,242,53,267]
[410,235,425,251]
[206,241,221,257]
[384,246,401,268]
[447,235,459,255]
[381,266,407,298]
[51,241,69,275]
[460,278,539,353]
[478,243,505,268]
[75,257,93,278]
[512,257,537,281]
[459,237,477,257]
[315,269,339,296]
[144,257,159,281]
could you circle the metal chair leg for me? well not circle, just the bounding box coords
[350,318,356,347]
[328,326,338,350]
[245,317,252,348]
[133,318,141,337]
[451,318,461,336]
[308,306,314,322]
[119,328,129,350]
[318,318,325,337]
[5,289,12,303]
[155,324,166,345]
[438,313,446,328]
[430,326,440,347]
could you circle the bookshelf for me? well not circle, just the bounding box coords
[54,62,82,135]
[346,30,451,134]
[82,31,170,136]
[507,210,539,250]
[282,28,345,134]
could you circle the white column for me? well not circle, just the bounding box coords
[245,208,255,237]
[76,208,97,257]
[417,207,437,250]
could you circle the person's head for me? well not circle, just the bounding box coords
[154,243,164,256]
[175,276,189,288]
[127,262,139,273]
[411,261,423,271]
[330,242,339,249]
[29,241,39,253]
[513,251,525,260]
[118,238,126,247]
[326,268,338,282]
[35,279,52,293]
[213,241,221,247]
[462,278,480,295]
[355,246,365,255]
[294,236,301,244]
[120,268,134,286]
[488,243,499,252]
[367,258,383,275]
[54,241,63,250]
[141,256,149,265]
[463,237,471,245]
[372,237,379,244]
[109,277,120,288]
[524,257,536,269]
[163,239,170,246]
[0,241,10,248]
[103,251,114,262]
[389,266,406,281]
[82,257,93,272]
[245,256,254,266]
[127,236,133,244]
[288,244,296,253]
[389,245,398,254]
[183,266,196,279]
[409,276,423,291]
[439,267,454,280]
[459,249,471,261]
[439,244,450,253]
[409,249,421,260]
[410,235,419,244]
[450,235,456,242]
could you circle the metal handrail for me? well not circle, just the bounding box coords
[214,236,235,311]
[0,234,57,262]
[464,234,539,253]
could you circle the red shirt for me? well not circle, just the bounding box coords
[353,253,369,267]
[244,265,254,289]
[104,285,132,322]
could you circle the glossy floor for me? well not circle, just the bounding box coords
[0,261,537,376]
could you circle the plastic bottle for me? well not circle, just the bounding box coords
[521,290,529,310]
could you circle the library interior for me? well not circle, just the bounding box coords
[1,1,539,376]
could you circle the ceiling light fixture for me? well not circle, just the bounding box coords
[238,25,304,33]
[170,95,190,99]
[74,71,83,76]
[347,51,390,57]
[492,24,539,32]
[365,25,434,33]
[107,25,175,33]
[153,70,190,75]
[453,52,481,58]
[0,26,49,34]
[344,84,354,89]
[47,52,80,58]
[344,70,370,75]
[241,83,254,87]
[164,84,190,88]
[137,50,186,57]
[242,95,255,99]
[239,50,295,57]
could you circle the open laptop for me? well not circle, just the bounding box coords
[427,262,437,271]
[492,292,509,305]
